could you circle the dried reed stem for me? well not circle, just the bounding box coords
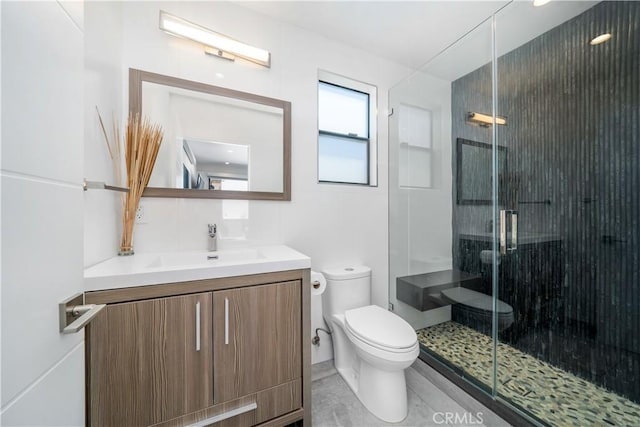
[96,108,163,254]
[96,107,123,187]
[120,113,163,253]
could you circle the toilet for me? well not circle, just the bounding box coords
[322,265,419,423]
[441,287,514,333]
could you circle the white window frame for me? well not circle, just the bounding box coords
[317,70,378,186]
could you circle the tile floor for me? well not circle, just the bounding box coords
[311,360,510,427]
[418,322,640,426]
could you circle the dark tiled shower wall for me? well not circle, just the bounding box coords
[451,2,640,402]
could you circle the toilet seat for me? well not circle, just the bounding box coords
[345,305,417,352]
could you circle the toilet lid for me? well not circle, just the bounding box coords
[441,287,513,314]
[344,305,417,350]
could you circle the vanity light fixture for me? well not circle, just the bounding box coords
[467,112,507,127]
[590,33,612,45]
[159,11,271,68]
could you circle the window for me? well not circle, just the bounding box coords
[318,71,377,186]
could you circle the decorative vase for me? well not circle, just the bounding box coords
[118,195,139,256]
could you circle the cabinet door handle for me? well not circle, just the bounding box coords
[224,297,229,345]
[187,402,257,427]
[195,301,201,352]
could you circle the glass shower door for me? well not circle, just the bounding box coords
[493,2,640,425]
[390,2,639,426]
[388,17,498,397]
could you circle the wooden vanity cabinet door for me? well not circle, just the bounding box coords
[213,281,301,404]
[87,292,213,426]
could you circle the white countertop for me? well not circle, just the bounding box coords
[84,245,311,291]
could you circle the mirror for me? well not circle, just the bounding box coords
[129,69,291,200]
[456,138,506,205]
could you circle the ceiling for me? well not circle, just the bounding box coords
[238,1,509,69]
[186,139,249,166]
[237,1,598,73]
[425,1,598,81]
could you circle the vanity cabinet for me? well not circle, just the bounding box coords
[213,282,301,403]
[87,293,213,426]
[86,270,310,427]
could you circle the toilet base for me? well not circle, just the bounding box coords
[354,360,409,423]
[337,363,409,423]
[327,312,418,423]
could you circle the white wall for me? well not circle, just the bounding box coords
[1,1,85,424]
[82,2,410,364]
[84,1,123,267]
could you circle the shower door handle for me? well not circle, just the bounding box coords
[510,211,518,252]
[499,210,518,255]
[500,210,507,255]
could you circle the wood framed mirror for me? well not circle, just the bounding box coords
[130,69,291,200]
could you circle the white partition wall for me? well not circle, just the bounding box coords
[1,2,85,425]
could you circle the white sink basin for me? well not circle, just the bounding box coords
[84,245,310,291]
[146,249,265,269]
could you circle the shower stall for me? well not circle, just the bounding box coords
[389,2,639,425]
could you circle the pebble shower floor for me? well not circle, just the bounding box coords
[418,322,640,426]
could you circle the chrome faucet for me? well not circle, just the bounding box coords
[208,224,217,252]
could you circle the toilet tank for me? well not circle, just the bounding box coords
[322,265,371,319]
